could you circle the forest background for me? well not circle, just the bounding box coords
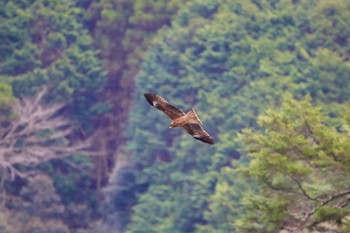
[1,0,350,232]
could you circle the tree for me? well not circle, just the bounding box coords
[0,89,95,232]
[235,95,350,232]
[0,89,92,186]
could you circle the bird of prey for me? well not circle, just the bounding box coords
[144,93,215,144]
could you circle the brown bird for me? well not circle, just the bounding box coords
[144,93,215,144]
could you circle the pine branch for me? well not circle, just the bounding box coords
[292,177,317,201]
[334,195,350,208]
[302,188,350,227]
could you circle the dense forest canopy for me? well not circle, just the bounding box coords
[126,0,350,232]
[0,0,107,232]
[0,0,349,232]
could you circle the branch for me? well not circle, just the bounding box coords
[334,195,350,208]
[302,188,350,227]
[0,88,94,180]
[303,118,320,145]
[291,177,317,201]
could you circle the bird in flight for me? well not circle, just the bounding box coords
[144,93,215,144]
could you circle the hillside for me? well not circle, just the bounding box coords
[0,0,350,232]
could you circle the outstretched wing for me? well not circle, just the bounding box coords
[183,123,215,145]
[144,93,184,120]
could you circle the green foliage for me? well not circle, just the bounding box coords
[196,165,252,233]
[2,0,349,231]
[0,0,107,126]
[0,1,107,232]
[86,0,188,82]
[44,156,94,204]
[235,96,350,232]
[0,82,15,120]
[84,2,190,230]
[314,206,349,224]
[125,0,350,232]
[234,193,290,232]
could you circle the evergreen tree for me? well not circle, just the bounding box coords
[235,96,350,232]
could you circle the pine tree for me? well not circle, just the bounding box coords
[235,95,350,232]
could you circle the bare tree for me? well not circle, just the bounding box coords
[0,88,93,183]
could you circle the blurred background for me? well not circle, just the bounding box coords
[1,0,350,232]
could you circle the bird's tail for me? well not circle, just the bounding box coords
[185,108,202,125]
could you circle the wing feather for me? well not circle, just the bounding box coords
[144,93,184,120]
[182,123,215,145]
